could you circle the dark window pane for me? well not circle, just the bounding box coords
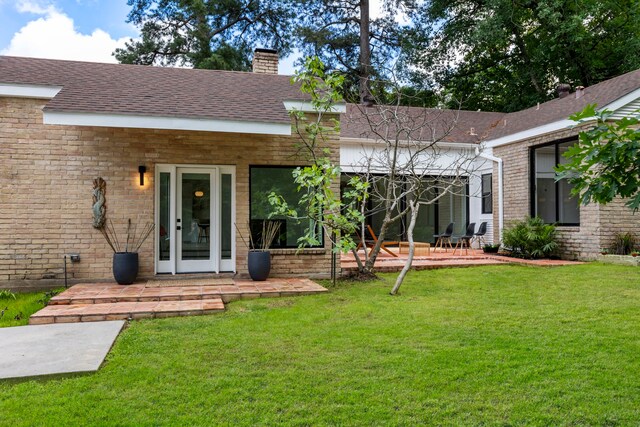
[221,174,232,259]
[250,167,322,248]
[159,172,171,261]
[481,174,492,214]
[535,145,557,223]
[533,141,580,225]
[558,143,580,223]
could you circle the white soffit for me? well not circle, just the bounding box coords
[0,83,62,99]
[283,100,347,113]
[43,111,292,135]
[602,87,640,120]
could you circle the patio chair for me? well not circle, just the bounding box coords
[356,224,399,257]
[433,222,454,251]
[453,222,476,255]
[473,222,487,248]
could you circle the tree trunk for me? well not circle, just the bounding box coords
[359,0,373,105]
[390,200,418,295]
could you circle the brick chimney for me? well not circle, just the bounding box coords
[252,48,278,74]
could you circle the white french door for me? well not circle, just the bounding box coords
[155,165,235,274]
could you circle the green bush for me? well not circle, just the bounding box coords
[611,232,636,255]
[502,217,558,259]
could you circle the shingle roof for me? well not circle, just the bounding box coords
[341,67,640,144]
[340,103,505,144]
[3,55,640,142]
[0,56,308,124]
[489,68,640,140]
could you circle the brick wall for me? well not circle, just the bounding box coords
[0,97,340,290]
[493,125,639,260]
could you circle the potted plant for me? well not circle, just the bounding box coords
[98,219,155,285]
[600,248,609,256]
[482,243,501,254]
[237,221,281,281]
[632,251,639,258]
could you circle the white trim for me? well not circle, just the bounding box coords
[0,83,62,99]
[43,111,292,135]
[600,87,640,112]
[283,100,347,113]
[340,136,477,150]
[485,119,578,148]
[476,148,504,238]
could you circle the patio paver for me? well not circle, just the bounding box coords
[31,278,328,324]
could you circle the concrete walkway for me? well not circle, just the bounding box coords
[0,321,125,380]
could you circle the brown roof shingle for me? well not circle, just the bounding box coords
[340,103,505,144]
[0,56,308,124]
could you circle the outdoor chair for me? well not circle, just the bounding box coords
[453,222,476,255]
[356,224,399,257]
[433,222,454,251]
[473,222,487,248]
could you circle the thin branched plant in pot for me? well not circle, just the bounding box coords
[99,219,155,285]
[236,221,281,281]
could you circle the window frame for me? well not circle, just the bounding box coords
[481,173,493,214]
[249,165,324,249]
[529,137,580,226]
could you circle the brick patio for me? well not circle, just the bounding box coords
[341,248,582,273]
[30,278,327,325]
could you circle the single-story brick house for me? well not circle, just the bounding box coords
[1,50,639,289]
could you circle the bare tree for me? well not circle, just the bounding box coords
[343,79,480,292]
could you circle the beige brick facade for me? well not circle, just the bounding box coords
[0,97,340,290]
[493,126,640,260]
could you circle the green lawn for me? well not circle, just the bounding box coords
[0,289,61,327]
[1,264,639,425]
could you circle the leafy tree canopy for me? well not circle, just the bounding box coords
[556,105,640,212]
[290,0,417,102]
[405,0,640,112]
[114,0,299,69]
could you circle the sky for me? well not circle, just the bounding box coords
[0,0,386,75]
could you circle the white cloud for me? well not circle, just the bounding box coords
[1,1,131,63]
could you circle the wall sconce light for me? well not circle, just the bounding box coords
[138,165,146,186]
[194,190,204,198]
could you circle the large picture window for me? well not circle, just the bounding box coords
[250,166,323,248]
[531,140,580,225]
[481,173,493,214]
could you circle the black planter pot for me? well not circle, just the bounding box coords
[113,252,139,285]
[248,250,271,281]
[482,246,500,254]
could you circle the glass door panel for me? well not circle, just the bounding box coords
[158,172,171,261]
[177,168,216,273]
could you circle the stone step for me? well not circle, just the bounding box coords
[49,280,328,305]
[29,298,225,325]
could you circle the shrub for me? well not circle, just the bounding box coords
[502,217,558,259]
[611,232,636,255]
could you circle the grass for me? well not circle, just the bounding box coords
[0,289,62,327]
[0,264,639,425]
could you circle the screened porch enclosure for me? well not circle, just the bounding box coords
[340,174,470,244]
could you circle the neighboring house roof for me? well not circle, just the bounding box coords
[340,103,505,144]
[0,56,309,134]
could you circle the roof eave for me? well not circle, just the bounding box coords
[43,111,292,136]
